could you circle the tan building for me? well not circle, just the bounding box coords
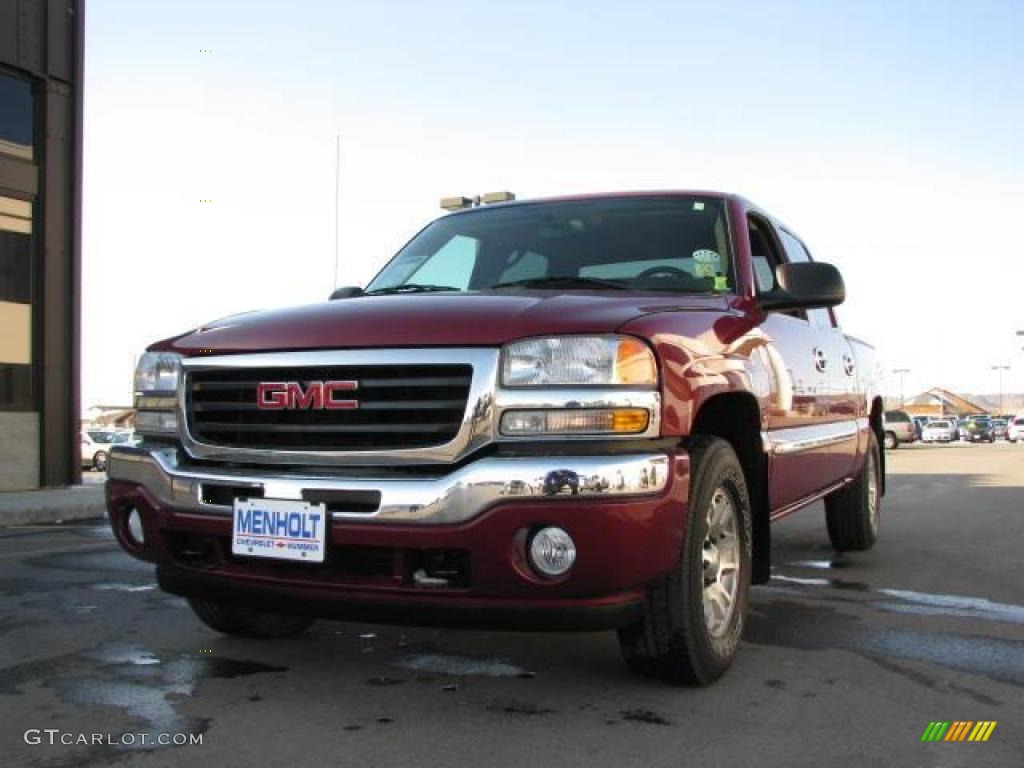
[903,388,989,418]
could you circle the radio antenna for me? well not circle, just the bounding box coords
[333,134,340,287]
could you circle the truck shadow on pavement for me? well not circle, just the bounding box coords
[2,471,1023,765]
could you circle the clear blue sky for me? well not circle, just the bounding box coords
[82,0,1024,407]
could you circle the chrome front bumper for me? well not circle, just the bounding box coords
[108,445,671,525]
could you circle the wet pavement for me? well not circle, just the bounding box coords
[2,443,1022,767]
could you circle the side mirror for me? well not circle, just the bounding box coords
[329,286,364,300]
[759,262,845,312]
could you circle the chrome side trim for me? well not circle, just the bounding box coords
[764,419,861,455]
[109,446,671,525]
[769,478,850,521]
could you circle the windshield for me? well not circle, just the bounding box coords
[366,196,733,294]
[929,421,950,429]
[88,431,125,443]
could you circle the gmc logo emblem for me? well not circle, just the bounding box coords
[256,381,359,410]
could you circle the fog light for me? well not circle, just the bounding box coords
[529,527,576,577]
[127,507,145,545]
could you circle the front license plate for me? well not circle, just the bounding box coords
[232,498,327,563]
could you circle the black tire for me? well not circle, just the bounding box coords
[882,431,897,450]
[188,598,315,638]
[825,431,881,552]
[93,451,108,472]
[617,436,752,686]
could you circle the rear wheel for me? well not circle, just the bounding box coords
[882,431,897,450]
[188,598,315,638]
[617,436,751,686]
[825,432,881,551]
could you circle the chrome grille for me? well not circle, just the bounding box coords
[187,364,472,451]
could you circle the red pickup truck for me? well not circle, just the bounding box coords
[107,191,883,686]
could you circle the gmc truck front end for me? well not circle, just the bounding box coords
[107,340,689,630]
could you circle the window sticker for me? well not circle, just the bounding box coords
[714,276,730,291]
[692,249,721,278]
[693,201,705,211]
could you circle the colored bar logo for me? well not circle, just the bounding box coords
[921,721,997,742]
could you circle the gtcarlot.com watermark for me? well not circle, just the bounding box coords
[24,729,203,747]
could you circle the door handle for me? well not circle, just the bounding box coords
[813,347,828,372]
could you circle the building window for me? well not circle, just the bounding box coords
[0,196,32,410]
[0,73,34,161]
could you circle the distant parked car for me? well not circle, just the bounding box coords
[882,410,916,449]
[960,419,995,443]
[922,420,955,443]
[990,419,1009,440]
[81,430,130,472]
[1008,416,1024,443]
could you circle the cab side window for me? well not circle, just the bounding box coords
[748,218,780,294]
[778,229,833,330]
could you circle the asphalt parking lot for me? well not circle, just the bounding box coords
[2,444,1022,767]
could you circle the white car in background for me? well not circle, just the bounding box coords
[922,420,955,443]
[80,430,131,472]
[1008,416,1024,443]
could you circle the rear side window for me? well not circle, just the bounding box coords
[885,411,910,423]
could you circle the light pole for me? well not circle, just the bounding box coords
[991,364,1009,414]
[892,367,910,408]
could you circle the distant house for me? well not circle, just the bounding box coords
[903,388,988,418]
[83,405,136,430]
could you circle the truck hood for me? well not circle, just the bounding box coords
[158,291,730,354]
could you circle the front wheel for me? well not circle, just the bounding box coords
[825,431,881,551]
[618,436,752,686]
[882,431,898,450]
[188,598,315,638]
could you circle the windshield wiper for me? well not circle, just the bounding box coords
[487,276,630,291]
[366,284,461,295]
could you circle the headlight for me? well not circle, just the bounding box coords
[134,352,182,394]
[501,335,656,387]
[134,352,182,437]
